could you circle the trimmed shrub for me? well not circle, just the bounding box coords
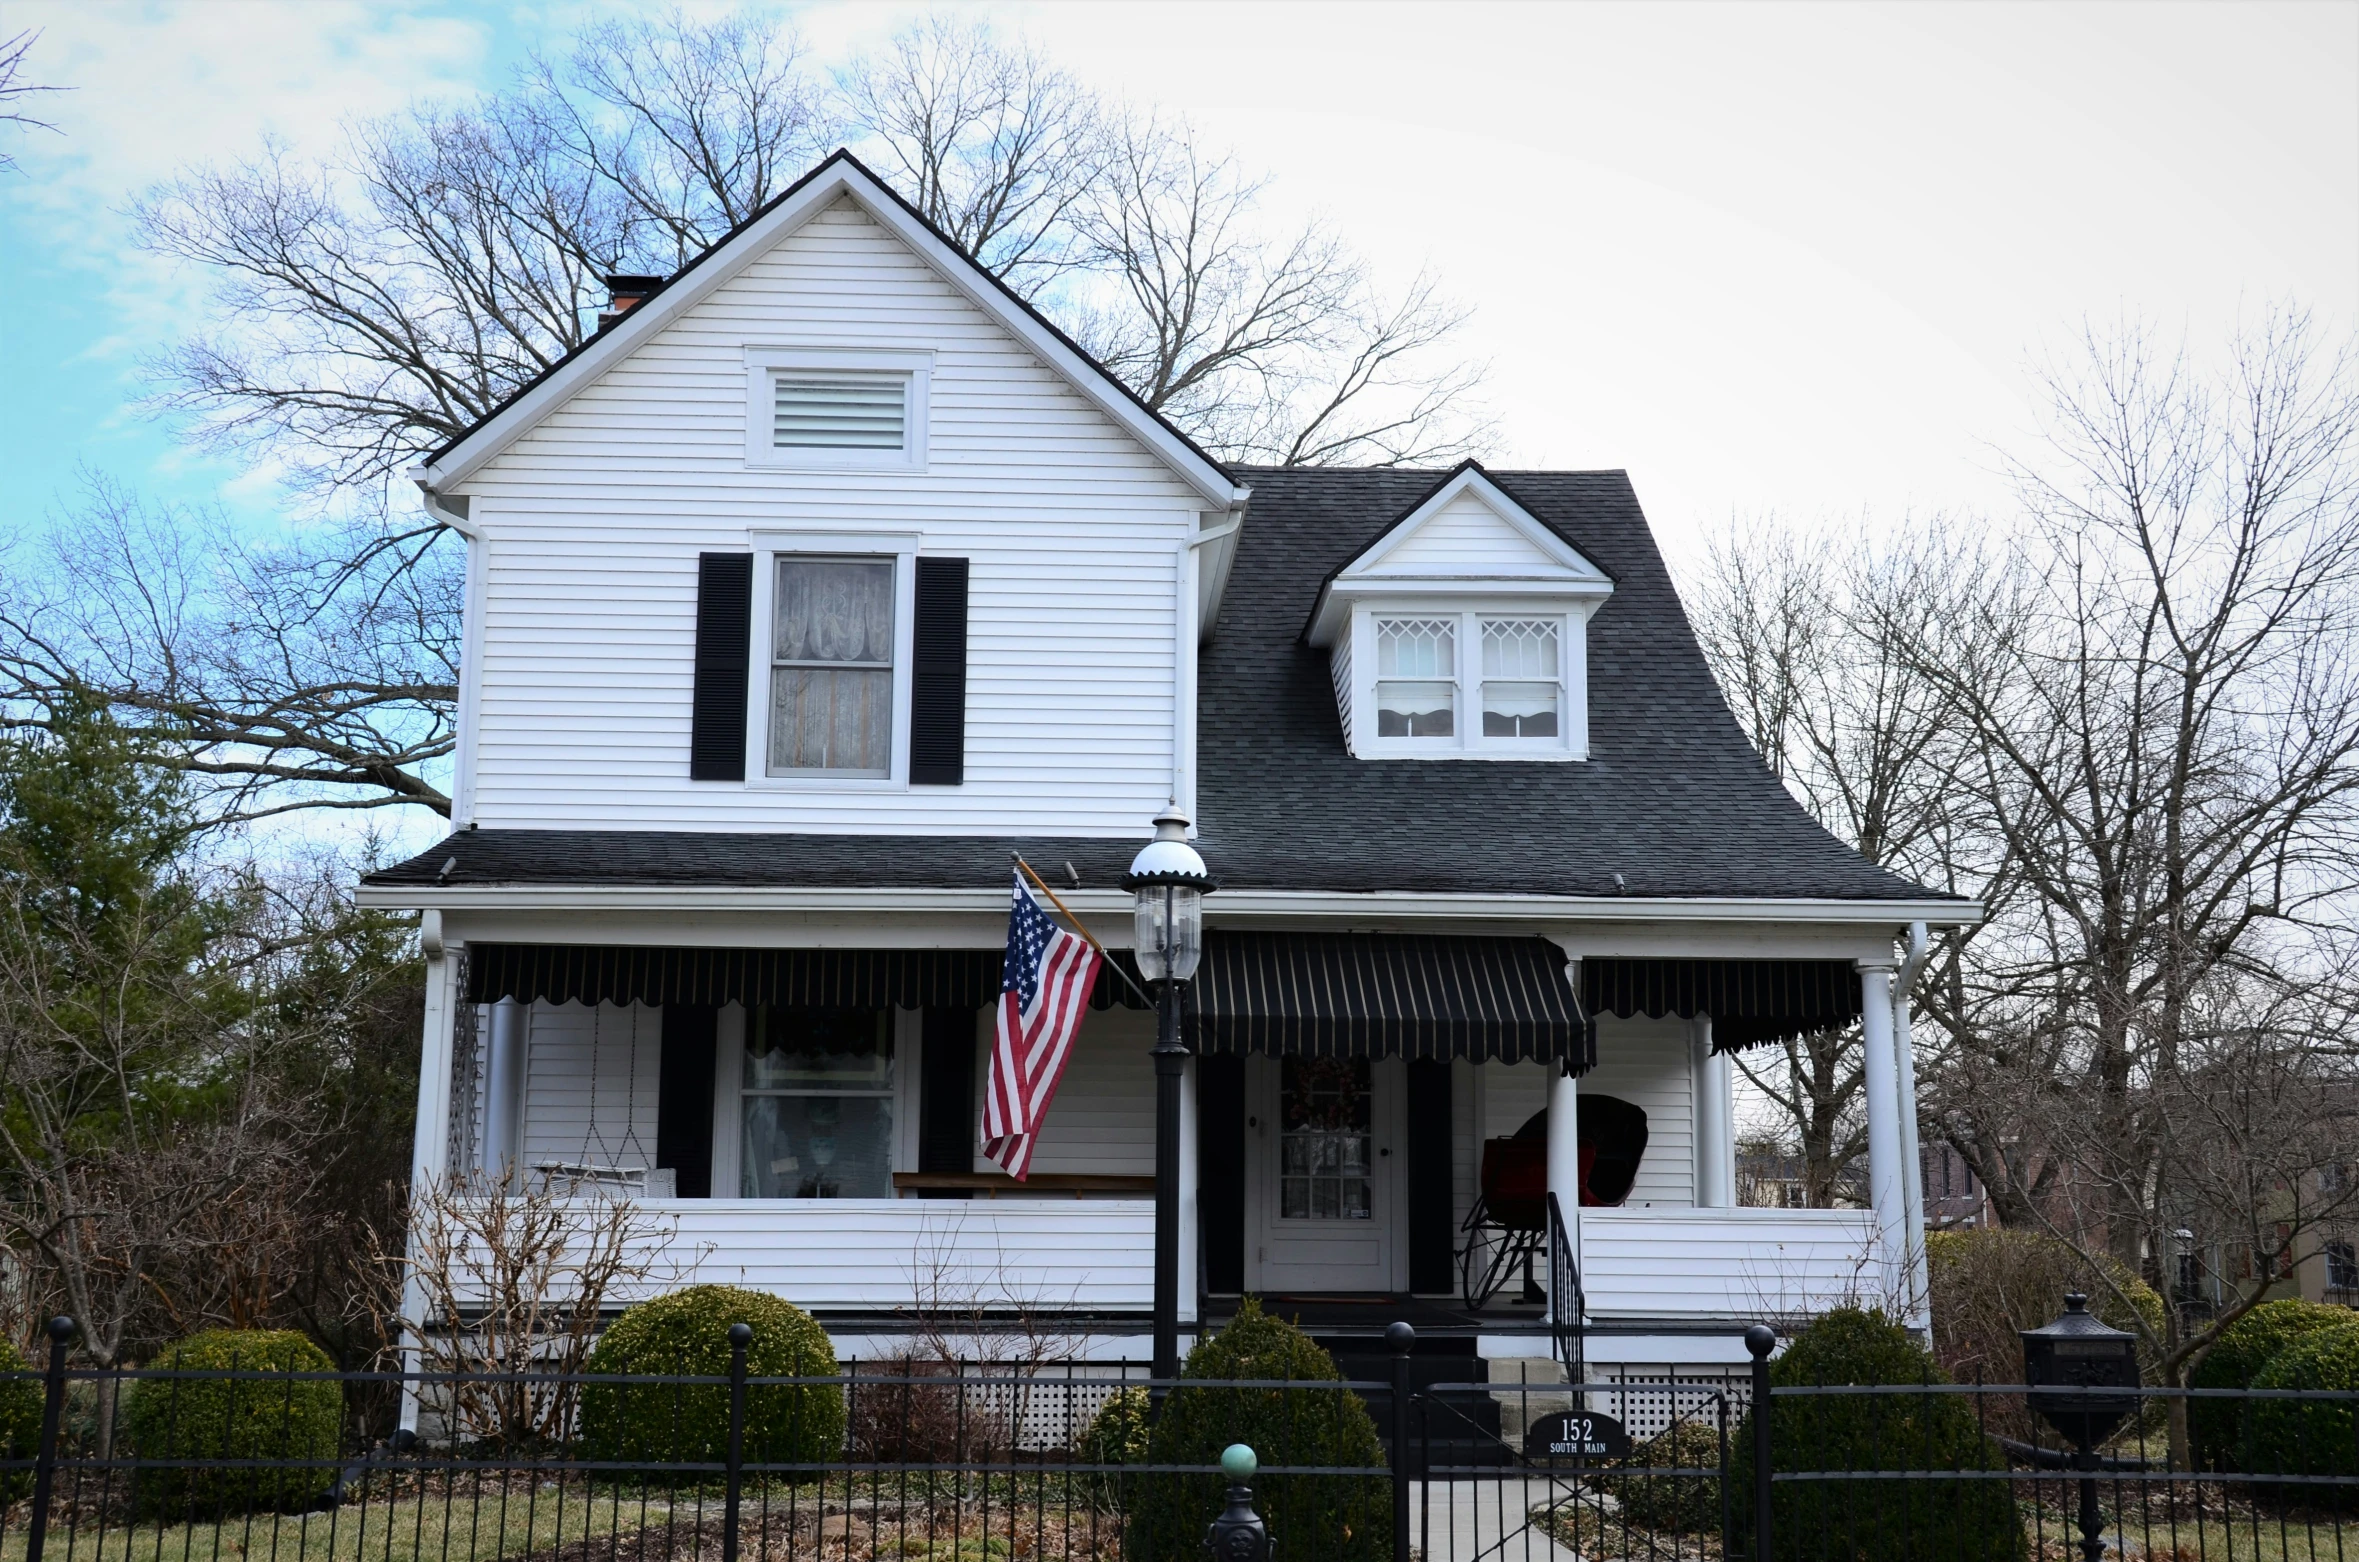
[0,1339,43,1505]
[2189,1299,2359,1472]
[579,1286,842,1467]
[2243,1324,2359,1490]
[1133,1299,1389,1561]
[1075,1385,1151,1509]
[121,1330,341,1518]
[1599,1418,1724,1534]
[1730,1307,2023,1562]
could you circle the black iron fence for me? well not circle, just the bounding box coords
[7,1321,2359,1562]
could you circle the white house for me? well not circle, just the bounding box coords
[356,151,1972,1379]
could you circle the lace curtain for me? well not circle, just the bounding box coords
[770,558,893,774]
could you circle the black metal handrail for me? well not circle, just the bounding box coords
[1546,1190,1585,1388]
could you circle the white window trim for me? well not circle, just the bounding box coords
[743,347,933,472]
[744,529,920,789]
[1349,599,1594,760]
[708,1002,916,1201]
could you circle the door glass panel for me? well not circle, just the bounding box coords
[740,1007,893,1197]
[1279,1057,1373,1221]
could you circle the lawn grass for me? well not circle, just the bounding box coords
[0,1486,673,1562]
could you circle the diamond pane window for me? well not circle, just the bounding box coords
[1374,617,1456,738]
[1482,618,1561,738]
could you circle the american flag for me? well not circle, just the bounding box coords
[982,873,1103,1180]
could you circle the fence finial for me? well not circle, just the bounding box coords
[1205,1445,1269,1561]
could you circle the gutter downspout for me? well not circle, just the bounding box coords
[1893,921,1933,1332]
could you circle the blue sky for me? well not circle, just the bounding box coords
[5,0,2357,558]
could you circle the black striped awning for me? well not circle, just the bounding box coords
[465,943,1148,1012]
[1190,933,1588,1066]
[1579,958,1863,1051]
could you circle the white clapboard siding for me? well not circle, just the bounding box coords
[1451,1057,1480,1240]
[1364,491,1570,575]
[974,1006,1158,1177]
[519,1003,662,1177]
[444,1200,1155,1312]
[1579,1208,1879,1319]
[462,195,1201,834]
[1588,1018,1695,1208]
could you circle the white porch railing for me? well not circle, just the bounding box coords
[1577,1207,1883,1321]
[460,1198,1157,1314]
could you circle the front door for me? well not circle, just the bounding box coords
[1246,1056,1400,1292]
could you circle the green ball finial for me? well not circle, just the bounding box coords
[1220,1443,1257,1482]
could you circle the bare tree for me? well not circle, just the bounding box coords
[838,14,1100,292]
[0,30,64,173]
[1,481,458,820]
[1908,312,2359,1261]
[1073,112,1488,467]
[393,1172,682,1448]
[1687,522,1995,1205]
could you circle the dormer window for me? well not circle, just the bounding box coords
[1304,464,1614,762]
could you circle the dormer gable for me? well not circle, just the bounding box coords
[1304,463,1615,761]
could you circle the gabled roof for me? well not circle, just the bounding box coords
[412,150,1246,510]
[1302,461,1614,645]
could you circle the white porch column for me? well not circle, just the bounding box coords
[1892,979,1931,1331]
[1545,1062,1581,1323]
[400,914,460,1434]
[1857,960,1907,1312]
[480,998,526,1186]
[1178,1055,1199,1328]
[1690,1016,1736,1208]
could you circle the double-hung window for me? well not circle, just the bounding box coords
[1480,618,1562,738]
[769,556,896,777]
[1374,618,1457,738]
[737,1007,894,1198]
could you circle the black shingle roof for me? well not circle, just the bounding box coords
[368,466,1948,903]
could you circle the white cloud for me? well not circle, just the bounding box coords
[5,2,491,362]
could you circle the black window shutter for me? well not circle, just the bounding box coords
[909,556,969,785]
[1405,1059,1455,1293]
[1198,1055,1247,1293]
[918,1007,978,1197]
[655,1005,717,1198]
[689,553,752,781]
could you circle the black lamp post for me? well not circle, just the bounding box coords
[2022,1293,2140,1562]
[1123,806,1215,1382]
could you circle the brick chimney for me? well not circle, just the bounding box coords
[598,274,665,333]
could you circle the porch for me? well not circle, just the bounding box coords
[418,936,1911,1355]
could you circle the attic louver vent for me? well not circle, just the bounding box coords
[772,374,907,450]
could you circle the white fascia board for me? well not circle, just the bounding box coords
[413,161,1245,511]
[356,880,1979,927]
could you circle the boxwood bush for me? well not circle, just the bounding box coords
[1133,1299,1389,1561]
[0,1339,43,1505]
[2189,1299,2358,1472]
[1074,1384,1151,1510]
[2243,1324,2359,1491]
[1599,1418,1725,1534]
[121,1330,341,1518]
[1729,1307,2023,1562]
[578,1285,841,1468]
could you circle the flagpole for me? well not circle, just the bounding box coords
[1011,855,1156,1009]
